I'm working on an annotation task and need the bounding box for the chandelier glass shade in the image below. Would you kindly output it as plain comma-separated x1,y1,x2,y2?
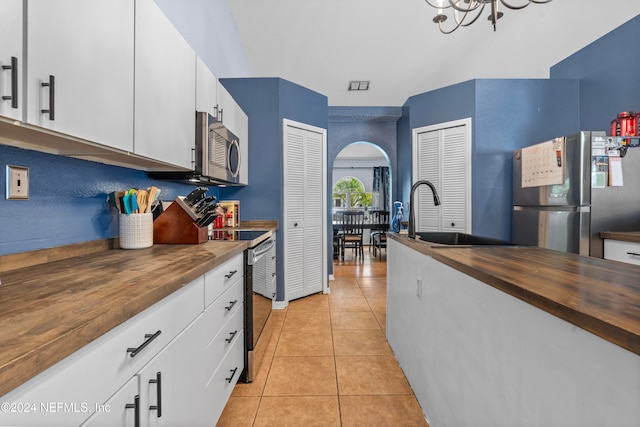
424,0,553,34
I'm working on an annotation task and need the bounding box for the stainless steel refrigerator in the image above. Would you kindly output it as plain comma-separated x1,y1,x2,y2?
512,131,640,258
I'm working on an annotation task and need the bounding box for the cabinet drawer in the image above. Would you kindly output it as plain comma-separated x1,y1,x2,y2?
0,276,204,427
203,301,244,378
604,239,640,266
205,330,245,424
206,280,244,340
205,254,244,307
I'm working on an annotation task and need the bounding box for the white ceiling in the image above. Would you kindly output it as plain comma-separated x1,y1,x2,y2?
227,0,640,107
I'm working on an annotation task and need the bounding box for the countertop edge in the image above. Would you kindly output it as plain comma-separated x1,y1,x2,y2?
600,231,640,243
388,233,640,356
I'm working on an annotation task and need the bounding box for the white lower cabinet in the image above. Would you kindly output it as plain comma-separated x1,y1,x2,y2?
81,377,139,427
604,239,640,266
0,253,245,427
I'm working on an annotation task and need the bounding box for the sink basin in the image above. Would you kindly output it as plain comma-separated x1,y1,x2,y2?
415,232,511,246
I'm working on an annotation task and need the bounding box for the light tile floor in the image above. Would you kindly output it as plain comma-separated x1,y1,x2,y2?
217,248,429,427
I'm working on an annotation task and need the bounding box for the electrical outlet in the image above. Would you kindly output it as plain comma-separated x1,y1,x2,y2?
6,165,29,200
416,278,423,301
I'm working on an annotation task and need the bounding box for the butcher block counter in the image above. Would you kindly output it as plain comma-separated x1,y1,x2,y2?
0,221,276,398
600,230,640,243
389,233,640,356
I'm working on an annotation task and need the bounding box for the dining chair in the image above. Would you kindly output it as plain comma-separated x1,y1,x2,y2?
369,210,389,259
340,211,365,260
333,210,345,259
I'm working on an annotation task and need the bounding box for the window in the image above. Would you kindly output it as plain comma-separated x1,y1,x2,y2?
332,177,372,208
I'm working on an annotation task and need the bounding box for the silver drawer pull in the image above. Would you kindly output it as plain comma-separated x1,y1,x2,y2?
225,299,238,311
225,330,238,343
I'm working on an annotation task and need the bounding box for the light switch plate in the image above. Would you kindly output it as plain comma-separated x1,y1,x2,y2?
6,165,29,200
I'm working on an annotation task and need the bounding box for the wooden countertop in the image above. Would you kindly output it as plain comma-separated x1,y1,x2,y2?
0,221,277,397
389,233,640,357
600,231,640,244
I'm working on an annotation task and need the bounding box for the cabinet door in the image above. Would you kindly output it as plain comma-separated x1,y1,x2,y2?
80,376,139,427
134,0,195,169
25,0,134,151
283,121,327,301
0,0,22,121
195,57,217,115
138,314,209,427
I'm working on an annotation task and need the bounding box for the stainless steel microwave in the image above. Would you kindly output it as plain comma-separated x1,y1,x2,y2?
195,111,241,185
146,111,242,186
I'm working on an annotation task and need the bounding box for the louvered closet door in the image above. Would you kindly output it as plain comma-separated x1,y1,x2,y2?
284,121,327,302
441,126,468,232
416,130,441,231
414,120,471,234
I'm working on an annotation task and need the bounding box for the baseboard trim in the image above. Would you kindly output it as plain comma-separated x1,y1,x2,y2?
272,300,289,310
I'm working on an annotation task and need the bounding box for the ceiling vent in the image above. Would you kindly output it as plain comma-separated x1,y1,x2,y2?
348,81,370,91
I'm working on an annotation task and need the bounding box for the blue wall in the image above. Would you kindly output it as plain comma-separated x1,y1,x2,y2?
398,79,579,241
218,78,328,300
328,106,401,206
0,145,210,256
473,79,580,239
551,15,640,131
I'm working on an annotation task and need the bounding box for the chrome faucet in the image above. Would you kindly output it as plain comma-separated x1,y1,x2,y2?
408,180,441,239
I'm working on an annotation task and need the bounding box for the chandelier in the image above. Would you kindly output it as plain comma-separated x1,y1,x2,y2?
425,0,553,34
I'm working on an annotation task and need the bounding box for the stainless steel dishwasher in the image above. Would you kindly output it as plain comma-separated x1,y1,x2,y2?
242,233,276,382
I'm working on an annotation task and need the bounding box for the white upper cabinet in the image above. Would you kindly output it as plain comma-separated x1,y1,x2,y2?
25,0,134,151
196,57,218,116
134,0,196,170
0,0,22,121
217,82,248,185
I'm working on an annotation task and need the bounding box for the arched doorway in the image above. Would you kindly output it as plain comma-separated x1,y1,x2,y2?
332,141,391,261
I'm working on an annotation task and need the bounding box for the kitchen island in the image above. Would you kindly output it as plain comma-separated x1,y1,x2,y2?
0,221,276,426
387,233,640,427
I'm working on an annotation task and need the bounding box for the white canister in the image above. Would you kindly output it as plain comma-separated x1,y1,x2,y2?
119,213,153,249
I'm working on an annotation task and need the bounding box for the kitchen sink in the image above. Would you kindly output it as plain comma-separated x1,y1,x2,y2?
415,232,511,246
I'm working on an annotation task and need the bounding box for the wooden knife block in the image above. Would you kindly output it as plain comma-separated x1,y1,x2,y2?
153,200,208,244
